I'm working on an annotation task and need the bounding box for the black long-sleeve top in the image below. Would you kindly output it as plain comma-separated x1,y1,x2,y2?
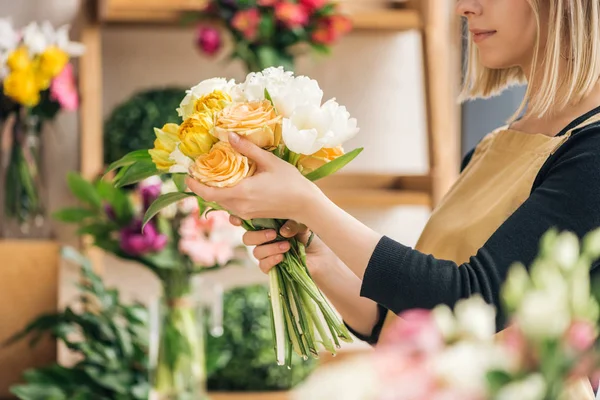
349,107,600,344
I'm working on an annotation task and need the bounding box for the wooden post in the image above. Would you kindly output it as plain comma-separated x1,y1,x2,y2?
420,0,462,206
78,1,105,274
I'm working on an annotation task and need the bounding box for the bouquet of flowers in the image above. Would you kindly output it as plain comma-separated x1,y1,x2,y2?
54,174,246,399
106,67,362,366
0,19,83,235
293,229,600,400
192,0,352,72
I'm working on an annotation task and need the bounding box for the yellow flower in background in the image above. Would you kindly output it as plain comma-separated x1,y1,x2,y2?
149,123,180,171
3,69,40,107
297,146,344,174
213,100,282,150
7,46,32,72
38,46,69,79
189,141,256,188
193,90,232,116
178,112,217,159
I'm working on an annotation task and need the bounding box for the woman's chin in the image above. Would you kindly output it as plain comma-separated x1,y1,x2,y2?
478,54,520,71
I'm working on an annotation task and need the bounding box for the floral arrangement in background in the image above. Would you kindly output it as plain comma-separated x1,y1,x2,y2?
105,67,362,376
54,173,246,399
192,0,353,72
0,18,84,236
294,229,600,400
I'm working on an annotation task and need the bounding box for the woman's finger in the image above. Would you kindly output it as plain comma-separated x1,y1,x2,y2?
229,215,242,226
253,241,290,260
242,229,277,246
280,220,308,238
258,254,284,274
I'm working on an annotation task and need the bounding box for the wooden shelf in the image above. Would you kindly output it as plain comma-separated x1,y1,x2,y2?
317,173,433,208
98,0,421,31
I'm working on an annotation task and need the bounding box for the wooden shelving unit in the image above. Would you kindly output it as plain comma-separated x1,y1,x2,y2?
78,0,461,209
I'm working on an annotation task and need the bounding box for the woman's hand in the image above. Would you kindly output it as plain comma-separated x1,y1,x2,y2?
230,216,336,280
185,132,324,222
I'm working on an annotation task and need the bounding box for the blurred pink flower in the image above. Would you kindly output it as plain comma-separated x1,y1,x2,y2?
258,0,279,5
275,2,309,29
196,26,222,56
565,320,597,352
299,0,327,13
378,309,443,355
179,234,234,267
232,9,261,41
312,14,352,45
50,63,79,111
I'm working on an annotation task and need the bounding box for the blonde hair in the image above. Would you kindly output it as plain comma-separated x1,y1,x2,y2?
460,0,600,120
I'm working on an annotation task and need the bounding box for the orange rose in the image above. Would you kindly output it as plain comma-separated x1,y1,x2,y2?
297,146,344,174
213,100,282,150
189,141,256,188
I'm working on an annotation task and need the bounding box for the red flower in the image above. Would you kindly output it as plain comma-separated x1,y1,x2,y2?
196,26,222,56
299,0,328,13
275,2,309,29
311,14,352,45
232,8,261,41
258,0,279,6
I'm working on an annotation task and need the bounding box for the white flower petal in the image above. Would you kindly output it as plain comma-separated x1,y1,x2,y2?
168,146,193,172
55,25,85,56
23,22,48,55
282,119,322,155
0,19,19,52
177,77,236,119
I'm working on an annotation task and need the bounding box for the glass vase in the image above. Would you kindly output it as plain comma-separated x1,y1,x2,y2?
0,109,49,238
149,276,223,400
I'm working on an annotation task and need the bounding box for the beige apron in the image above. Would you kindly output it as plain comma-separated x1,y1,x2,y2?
382,114,600,398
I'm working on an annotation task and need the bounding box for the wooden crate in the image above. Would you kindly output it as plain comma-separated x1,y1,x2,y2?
0,240,60,398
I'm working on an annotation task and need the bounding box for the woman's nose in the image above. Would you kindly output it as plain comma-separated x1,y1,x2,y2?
456,0,483,17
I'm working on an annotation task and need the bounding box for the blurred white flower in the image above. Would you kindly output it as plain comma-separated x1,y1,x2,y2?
54,24,85,56
432,304,456,340
517,290,570,339
0,19,19,52
167,146,194,174
496,374,546,400
502,262,530,311
177,77,237,119
454,295,496,341
159,180,178,218
22,22,49,55
552,232,580,271
283,99,359,155
238,66,323,118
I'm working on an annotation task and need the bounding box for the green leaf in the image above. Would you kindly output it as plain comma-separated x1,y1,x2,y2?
310,43,331,55
10,383,66,399
143,192,195,228
66,172,102,209
257,46,280,69
104,150,151,177
259,14,275,41
96,180,132,223
52,208,97,223
173,174,187,192
114,160,160,188
264,89,274,105
485,369,513,393
304,148,364,181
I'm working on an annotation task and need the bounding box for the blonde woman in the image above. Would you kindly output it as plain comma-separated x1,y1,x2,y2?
187,0,600,394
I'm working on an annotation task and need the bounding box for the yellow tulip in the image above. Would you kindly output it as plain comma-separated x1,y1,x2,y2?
38,46,69,79
3,69,40,107
178,113,217,159
149,123,180,171
7,47,32,72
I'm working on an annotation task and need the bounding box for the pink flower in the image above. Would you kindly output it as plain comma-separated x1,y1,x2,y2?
232,9,261,41
300,0,327,13
565,320,597,352
312,15,352,45
179,234,234,267
49,63,78,111
378,309,444,355
275,2,309,29
258,0,279,6
196,26,222,56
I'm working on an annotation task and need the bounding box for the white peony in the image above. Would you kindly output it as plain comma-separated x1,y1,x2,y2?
454,295,496,342
517,290,570,339
282,99,359,155
177,78,237,119
496,374,546,400
238,67,323,118
22,22,49,55
0,19,19,52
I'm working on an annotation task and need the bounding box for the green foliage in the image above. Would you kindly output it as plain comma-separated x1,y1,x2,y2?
103,88,186,164
304,147,364,181
206,284,317,391
7,248,150,400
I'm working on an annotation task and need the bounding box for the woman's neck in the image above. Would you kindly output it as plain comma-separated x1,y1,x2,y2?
510,80,600,136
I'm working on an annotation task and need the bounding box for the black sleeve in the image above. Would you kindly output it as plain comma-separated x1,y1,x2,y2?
361,126,600,330
344,146,481,343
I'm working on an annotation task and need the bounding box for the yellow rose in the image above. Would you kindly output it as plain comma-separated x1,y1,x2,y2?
7,47,32,72
178,112,217,159
3,69,40,107
149,123,180,171
297,146,344,174
38,46,69,79
214,100,282,150
193,90,232,115
189,141,256,188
